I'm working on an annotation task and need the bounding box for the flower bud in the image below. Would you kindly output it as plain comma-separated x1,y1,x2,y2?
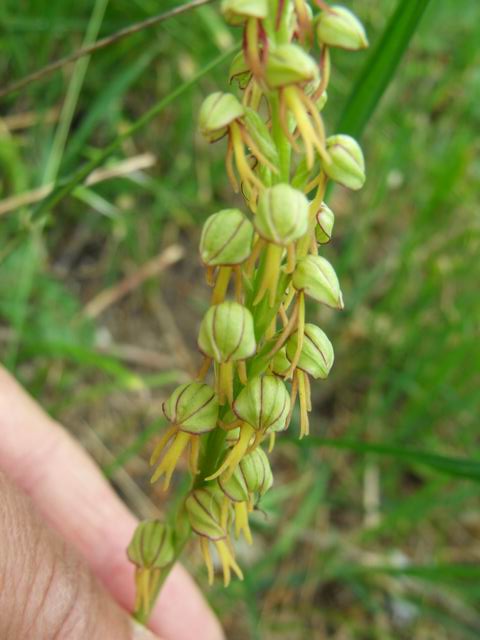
162,382,219,434
199,92,244,143
127,520,175,569
221,0,268,25
315,202,335,244
316,5,368,51
293,255,344,309
233,375,290,432
218,446,273,501
271,347,290,376
255,183,309,246
286,323,334,379
265,44,319,88
244,108,279,167
198,301,256,363
185,487,226,540
200,209,254,267
225,426,242,446
239,447,273,496
324,134,365,191
229,51,251,88
218,465,249,503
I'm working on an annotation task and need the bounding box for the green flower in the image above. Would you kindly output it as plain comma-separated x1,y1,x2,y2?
221,0,268,25
200,209,254,266
255,183,309,246
229,50,251,88
324,134,365,190
185,487,227,540
271,347,290,376
293,255,344,309
162,382,219,434
198,302,256,363
218,465,250,503
186,487,244,586
239,447,273,496
233,375,290,432
286,323,334,379
315,202,335,244
127,520,175,569
218,446,273,501
199,92,244,143
265,43,319,88
316,5,368,51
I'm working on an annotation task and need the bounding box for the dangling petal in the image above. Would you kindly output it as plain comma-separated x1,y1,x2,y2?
151,431,191,490
200,537,215,585
234,501,253,544
215,539,244,586
297,369,310,438
206,423,256,481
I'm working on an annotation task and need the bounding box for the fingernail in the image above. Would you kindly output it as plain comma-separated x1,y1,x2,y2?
131,619,160,639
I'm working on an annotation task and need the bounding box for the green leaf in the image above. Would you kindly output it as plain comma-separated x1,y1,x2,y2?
337,0,431,138
32,45,237,219
293,437,480,483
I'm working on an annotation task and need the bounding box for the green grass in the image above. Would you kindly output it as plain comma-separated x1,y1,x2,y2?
1,0,479,638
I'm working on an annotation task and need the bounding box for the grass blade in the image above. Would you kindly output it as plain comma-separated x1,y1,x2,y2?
31,45,237,219
293,437,480,483
337,0,431,137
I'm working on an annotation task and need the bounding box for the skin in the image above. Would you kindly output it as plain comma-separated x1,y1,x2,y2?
0,366,224,640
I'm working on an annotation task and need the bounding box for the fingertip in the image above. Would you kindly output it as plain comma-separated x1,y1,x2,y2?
148,564,225,640
131,619,164,639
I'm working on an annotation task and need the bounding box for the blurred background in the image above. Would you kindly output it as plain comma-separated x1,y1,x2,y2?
1,1,479,638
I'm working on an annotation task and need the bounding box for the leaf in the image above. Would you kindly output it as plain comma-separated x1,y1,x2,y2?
337,0,431,138
32,45,237,219
292,437,480,483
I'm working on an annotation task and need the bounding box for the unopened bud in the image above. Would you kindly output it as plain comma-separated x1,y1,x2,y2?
185,487,227,540
286,323,334,379
221,0,268,25
293,255,344,309
271,347,290,376
127,520,175,569
265,44,318,88
198,301,256,363
324,134,365,191
316,5,368,51
199,92,244,143
233,375,290,432
255,183,309,246
162,382,219,434
239,447,273,496
218,465,249,503
315,202,335,244
200,209,254,267
218,446,273,501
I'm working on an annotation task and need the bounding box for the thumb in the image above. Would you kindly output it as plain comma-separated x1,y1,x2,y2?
0,472,161,640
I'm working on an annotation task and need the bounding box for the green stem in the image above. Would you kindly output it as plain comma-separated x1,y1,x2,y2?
270,93,291,184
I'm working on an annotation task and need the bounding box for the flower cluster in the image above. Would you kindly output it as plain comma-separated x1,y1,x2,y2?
129,0,368,597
